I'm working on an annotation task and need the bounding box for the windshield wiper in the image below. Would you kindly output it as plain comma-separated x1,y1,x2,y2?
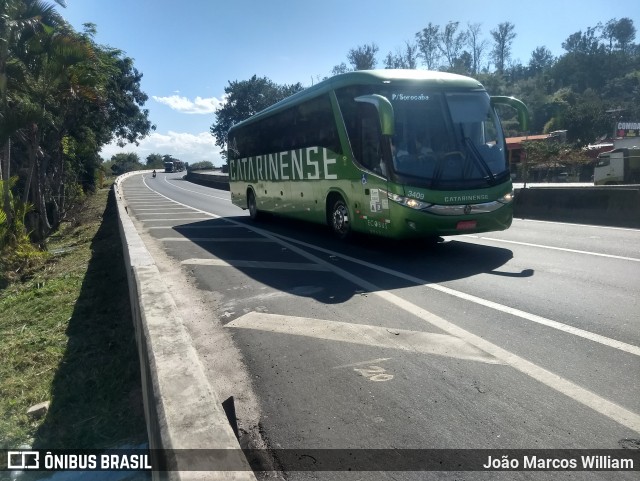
460,128,497,186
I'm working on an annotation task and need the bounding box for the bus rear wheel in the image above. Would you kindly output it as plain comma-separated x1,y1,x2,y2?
330,198,351,240
247,190,260,221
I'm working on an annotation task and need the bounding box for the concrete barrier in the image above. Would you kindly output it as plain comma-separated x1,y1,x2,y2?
114,171,256,481
186,171,229,191
514,185,640,228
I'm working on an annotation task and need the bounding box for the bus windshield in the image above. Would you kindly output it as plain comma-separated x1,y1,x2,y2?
388,90,507,188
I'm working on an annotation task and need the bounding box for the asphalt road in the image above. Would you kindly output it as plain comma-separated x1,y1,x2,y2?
122,172,640,480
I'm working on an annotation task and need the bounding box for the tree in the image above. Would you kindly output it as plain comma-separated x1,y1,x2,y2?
603,18,636,55
562,26,602,55
466,23,488,75
18,22,100,237
102,54,155,146
1,6,154,243
490,22,517,74
110,152,142,174
415,23,441,70
439,21,468,70
528,46,554,75
562,92,611,144
347,43,379,70
384,41,419,69
0,0,65,236
331,62,349,76
210,75,303,155
522,139,591,182
146,153,164,168
451,51,473,75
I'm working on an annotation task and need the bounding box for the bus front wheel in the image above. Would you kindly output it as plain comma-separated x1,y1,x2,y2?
247,190,260,221
330,198,351,240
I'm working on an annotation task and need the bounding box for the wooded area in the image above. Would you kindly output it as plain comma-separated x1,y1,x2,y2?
333,18,639,141
0,1,153,278
212,18,640,172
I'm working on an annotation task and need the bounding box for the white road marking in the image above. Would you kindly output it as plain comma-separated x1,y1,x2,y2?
147,225,243,230
227,312,502,364
333,358,392,369
256,231,640,433
139,218,213,222
163,175,231,201
514,218,640,232
136,173,640,432
181,258,330,271
462,235,640,262
132,207,192,211
135,212,202,216
160,237,273,243
354,366,394,382
274,234,640,357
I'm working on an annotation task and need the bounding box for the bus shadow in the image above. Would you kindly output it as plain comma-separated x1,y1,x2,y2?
169,215,533,306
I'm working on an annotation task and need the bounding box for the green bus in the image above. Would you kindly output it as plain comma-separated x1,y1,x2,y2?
227,70,528,240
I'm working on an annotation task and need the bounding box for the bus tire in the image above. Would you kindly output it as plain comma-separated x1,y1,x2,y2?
247,189,261,221
329,197,351,240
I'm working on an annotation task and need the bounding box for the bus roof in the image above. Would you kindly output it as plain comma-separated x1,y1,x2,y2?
229,69,485,132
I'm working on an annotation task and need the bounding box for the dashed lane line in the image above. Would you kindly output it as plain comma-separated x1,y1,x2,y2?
181,258,331,271
162,175,231,201
160,237,273,243
259,231,640,433
147,225,244,230
462,235,640,262
136,174,640,433
138,218,213,222
274,234,640,358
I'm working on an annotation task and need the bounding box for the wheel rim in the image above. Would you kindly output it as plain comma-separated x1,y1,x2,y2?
332,203,349,236
248,192,257,218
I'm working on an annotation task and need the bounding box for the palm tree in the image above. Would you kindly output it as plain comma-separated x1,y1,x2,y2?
17,25,98,238
0,0,66,231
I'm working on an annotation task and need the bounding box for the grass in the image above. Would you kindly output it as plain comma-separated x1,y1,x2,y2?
0,185,147,449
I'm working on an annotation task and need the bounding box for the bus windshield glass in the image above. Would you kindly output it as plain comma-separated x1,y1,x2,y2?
388,90,507,188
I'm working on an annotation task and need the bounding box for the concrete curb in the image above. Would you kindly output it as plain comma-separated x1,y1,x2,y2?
514,185,640,228
114,172,257,481
185,171,229,191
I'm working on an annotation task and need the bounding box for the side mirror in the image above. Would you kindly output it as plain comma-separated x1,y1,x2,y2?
355,94,395,136
491,96,530,132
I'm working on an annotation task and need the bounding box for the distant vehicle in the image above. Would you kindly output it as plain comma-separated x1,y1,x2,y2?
594,148,640,185
227,70,529,240
164,160,185,173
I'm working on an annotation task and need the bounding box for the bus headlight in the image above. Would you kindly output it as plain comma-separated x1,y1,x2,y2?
497,191,514,204
387,192,432,210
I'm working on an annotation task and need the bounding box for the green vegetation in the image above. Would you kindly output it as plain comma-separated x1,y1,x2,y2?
359,18,640,142
210,75,304,155
187,161,214,171
0,186,146,449
0,0,154,257
211,18,639,170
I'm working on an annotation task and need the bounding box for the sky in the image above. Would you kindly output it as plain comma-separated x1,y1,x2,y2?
59,0,637,166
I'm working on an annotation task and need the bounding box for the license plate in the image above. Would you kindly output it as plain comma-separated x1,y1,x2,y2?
456,220,477,230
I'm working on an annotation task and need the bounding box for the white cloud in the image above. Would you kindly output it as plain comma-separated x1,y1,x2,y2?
152,94,225,114
101,131,225,166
